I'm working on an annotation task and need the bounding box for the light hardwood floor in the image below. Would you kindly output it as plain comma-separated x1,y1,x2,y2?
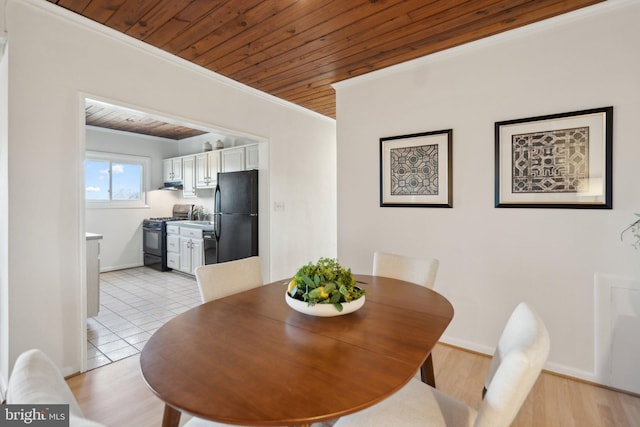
67,343,640,427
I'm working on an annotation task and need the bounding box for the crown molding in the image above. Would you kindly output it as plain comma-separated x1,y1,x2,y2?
333,0,635,91
12,0,334,124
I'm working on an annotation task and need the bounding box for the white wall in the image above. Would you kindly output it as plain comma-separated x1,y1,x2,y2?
85,126,184,271
86,125,180,188
0,32,9,379
334,0,640,389
1,0,336,376
268,110,338,278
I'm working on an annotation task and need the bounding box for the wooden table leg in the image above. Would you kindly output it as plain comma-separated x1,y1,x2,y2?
420,353,436,388
162,404,181,427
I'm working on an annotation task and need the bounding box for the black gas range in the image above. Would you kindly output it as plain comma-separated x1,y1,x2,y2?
142,205,192,271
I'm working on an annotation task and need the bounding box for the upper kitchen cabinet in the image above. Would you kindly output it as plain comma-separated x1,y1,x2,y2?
182,156,196,197
245,144,259,170
222,144,260,172
196,151,220,189
163,157,183,182
165,144,259,191
221,147,245,173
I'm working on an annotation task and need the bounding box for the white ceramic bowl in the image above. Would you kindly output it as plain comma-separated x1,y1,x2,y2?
285,292,365,317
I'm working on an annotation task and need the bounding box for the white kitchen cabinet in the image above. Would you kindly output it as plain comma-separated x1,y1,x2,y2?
163,157,183,182
179,237,203,275
195,151,220,188
245,144,259,170
166,224,181,270
166,224,181,235
167,247,180,270
221,147,245,172
179,227,203,275
182,156,196,197
163,159,172,182
195,153,208,187
86,233,102,318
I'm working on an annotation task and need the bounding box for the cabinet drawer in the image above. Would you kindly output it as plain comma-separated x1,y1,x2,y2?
166,224,180,234
180,227,203,239
167,234,180,252
167,252,180,269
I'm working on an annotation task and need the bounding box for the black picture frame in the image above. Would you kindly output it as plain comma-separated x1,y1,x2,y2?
495,106,613,209
380,129,453,208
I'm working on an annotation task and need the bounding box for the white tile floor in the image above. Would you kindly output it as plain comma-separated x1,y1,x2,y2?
86,267,201,370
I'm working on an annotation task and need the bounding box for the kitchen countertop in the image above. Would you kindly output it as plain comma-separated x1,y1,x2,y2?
177,221,215,231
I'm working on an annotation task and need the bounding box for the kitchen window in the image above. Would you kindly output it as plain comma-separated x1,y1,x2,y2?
85,151,150,208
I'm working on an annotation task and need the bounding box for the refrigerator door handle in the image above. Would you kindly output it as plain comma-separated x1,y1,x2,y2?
214,184,221,214
214,213,221,241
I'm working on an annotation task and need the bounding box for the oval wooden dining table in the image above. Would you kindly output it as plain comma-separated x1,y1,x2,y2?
140,274,454,427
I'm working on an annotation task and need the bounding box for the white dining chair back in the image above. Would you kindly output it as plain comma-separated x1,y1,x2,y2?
372,251,439,288
7,349,107,426
475,302,550,426
333,302,550,427
373,251,440,386
185,256,265,427
194,256,263,303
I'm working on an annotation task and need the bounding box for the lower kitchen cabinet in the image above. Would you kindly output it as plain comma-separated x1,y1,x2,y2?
179,226,203,275
86,233,102,318
166,224,181,270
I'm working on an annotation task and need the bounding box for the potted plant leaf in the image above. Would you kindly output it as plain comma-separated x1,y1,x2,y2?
285,258,366,316
621,214,640,249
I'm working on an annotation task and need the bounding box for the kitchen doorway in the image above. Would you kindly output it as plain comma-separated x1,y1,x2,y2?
81,95,270,371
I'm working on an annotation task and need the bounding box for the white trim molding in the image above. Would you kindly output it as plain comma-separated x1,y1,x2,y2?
16,0,334,124
333,0,636,91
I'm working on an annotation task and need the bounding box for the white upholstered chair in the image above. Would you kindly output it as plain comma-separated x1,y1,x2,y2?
186,257,264,427
194,256,263,304
372,251,439,386
334,302,550,427
373,251,439,289
7,349,107,427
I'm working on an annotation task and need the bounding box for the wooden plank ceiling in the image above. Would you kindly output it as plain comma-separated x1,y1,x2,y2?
85,99,208,140
49,0,603,120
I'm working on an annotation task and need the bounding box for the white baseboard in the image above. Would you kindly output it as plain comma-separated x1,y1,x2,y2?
440,335,597,384
99,263,143,272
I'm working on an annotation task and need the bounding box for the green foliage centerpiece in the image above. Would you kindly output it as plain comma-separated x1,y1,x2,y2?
286,258,366,314
621,213,640,249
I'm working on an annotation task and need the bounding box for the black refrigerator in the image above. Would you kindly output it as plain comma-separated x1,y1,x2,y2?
212,169,259,264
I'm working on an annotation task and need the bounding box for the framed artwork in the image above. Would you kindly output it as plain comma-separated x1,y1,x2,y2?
495,106,613,209
380,129,452,208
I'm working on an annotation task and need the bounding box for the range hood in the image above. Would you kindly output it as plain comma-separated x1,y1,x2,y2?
158,182,183,190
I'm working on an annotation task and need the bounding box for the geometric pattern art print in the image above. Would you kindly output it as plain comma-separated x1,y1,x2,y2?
390,144,438,195
511,127,589,193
